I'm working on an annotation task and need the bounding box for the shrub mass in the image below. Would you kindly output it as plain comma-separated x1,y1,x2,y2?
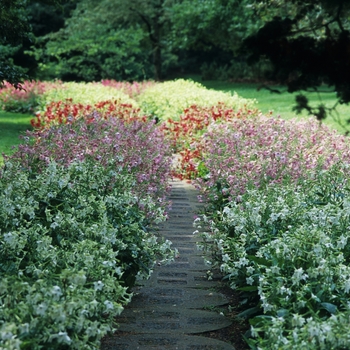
3,79,350,349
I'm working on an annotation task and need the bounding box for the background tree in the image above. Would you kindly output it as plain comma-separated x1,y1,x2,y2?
0,0,32,86
32,0,178,81
0,0,65,86
30,0,262,82
169,0,264,79
243,0,350,128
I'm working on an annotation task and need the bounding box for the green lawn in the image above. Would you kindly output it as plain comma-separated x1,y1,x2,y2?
189,75,350,134
0,111,33,163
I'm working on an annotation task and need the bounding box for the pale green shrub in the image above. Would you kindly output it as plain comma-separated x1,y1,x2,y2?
37,82,137,112
137,79,256,121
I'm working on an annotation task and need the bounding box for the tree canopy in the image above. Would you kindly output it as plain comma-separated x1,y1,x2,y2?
0,0,65,87
0,0,32,86
32,0,179,81
29,0,261,81
243,0,350,125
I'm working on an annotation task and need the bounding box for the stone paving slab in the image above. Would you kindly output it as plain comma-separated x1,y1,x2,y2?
117,308,232,334
121,286,229,309
101,179,235,350
154,270,217,289
102,334,235,350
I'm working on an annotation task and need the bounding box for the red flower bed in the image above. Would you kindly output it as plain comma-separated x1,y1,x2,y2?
160,103,260,179
31,99,145,129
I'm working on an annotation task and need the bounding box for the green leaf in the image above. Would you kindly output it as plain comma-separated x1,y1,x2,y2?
237,285,258,292
320,302,337,315
247,255,272,267
237,305,261,319
276,308,289,317
248,314,272,326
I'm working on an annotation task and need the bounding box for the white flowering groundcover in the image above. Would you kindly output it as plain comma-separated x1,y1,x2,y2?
0,155,175,349
196,164,350,349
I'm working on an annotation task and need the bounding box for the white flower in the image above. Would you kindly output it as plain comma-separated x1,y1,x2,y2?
337,235,348,249
3,232,16,248
51,285,62,300
80,309,89,316
56,331,71,344
35,302,48,316
311,293,320,302
102,260,115,267
115,267,123,276
246,266,255,275
94,281,104,291
246,276,254,285
308,321,321,338
343,278,350,293
269,212,279,222
280,286,292,296
292,268,308,286
193,217,201,226
50,221,59,229
0,327,14,341
292,330,299,342
251,326,258,338
262,301,273,312
222,254,230,262
234,257,249,268
297,300,306,308
104,300,114,311
270,265,280,274
70,272,87,286
116,304,124,315
85,325,98,338
292,313,306,327
18,323,29,335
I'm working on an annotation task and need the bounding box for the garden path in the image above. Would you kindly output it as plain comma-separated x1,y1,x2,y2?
101,178,235,350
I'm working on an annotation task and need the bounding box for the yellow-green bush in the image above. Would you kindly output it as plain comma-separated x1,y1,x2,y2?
38,82,137,109
137,79,256,121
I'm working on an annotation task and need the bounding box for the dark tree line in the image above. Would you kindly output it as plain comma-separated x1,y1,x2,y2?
1,0,350,124
243,0,350,124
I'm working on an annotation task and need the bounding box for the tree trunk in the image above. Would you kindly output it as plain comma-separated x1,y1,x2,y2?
153,20,162,81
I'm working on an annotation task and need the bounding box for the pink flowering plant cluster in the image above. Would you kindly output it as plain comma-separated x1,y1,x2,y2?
9,115,172,220
0,80,61,113
195,116,350,208
160,103,260,179
0,112,175,349
194,116,350,348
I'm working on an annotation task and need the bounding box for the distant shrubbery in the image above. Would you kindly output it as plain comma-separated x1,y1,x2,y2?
136,79,256,121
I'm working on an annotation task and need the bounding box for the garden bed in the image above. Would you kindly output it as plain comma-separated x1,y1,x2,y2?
2,79,350,349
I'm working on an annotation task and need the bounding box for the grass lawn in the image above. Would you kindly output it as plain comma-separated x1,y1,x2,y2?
188,75,350,134
0,111,33,163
